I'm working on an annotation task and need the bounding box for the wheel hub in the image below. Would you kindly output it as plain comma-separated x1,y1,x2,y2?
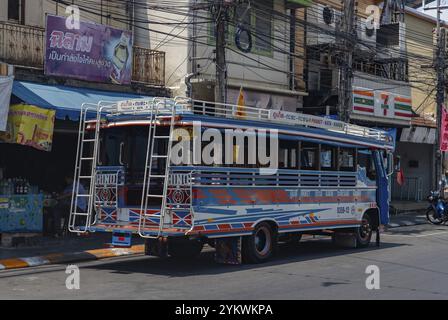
255,226,271,256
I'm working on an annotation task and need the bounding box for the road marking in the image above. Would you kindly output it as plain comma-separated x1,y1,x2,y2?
383,231,448,238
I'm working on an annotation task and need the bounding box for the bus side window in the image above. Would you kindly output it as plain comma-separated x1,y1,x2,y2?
301,142,319,170
339,148,356,172
320,145,337,171
357,149,376,181
279,139,298,169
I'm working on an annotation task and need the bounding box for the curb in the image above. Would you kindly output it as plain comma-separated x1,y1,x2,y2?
0,244,144,271
386,217,428,229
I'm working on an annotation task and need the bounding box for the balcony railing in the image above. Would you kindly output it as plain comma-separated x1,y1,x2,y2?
132,46,165,87
0,21,165,86
0,22,45,68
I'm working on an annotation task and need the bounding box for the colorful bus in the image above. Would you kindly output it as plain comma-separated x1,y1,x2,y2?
70,97,395,264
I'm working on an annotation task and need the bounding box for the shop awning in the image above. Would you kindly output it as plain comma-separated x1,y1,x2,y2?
12,81,153,121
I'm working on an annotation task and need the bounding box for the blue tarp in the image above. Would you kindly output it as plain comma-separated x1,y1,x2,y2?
12,81,152,121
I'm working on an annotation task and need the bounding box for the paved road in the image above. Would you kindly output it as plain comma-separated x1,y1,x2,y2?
1,223,448,300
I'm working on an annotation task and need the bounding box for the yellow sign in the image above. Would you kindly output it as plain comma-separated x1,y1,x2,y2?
0,104,55,152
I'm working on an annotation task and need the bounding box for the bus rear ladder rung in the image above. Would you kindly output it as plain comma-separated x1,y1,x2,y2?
147,194,164,198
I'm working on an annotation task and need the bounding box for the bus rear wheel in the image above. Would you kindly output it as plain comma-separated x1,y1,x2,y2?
242,222,276,264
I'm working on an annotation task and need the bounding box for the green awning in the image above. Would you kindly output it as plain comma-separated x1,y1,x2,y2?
287,0,313,8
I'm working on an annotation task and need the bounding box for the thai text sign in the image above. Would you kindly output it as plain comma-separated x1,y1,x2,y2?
0,104,55,152
269,109,345,131
45,15,133,85
441,106,448,152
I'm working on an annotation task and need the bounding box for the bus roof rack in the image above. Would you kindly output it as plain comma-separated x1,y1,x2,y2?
92,97,391,144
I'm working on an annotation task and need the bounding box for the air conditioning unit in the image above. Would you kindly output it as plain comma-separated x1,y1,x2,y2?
376,21,406,57
357,18,377,50
306,3,341,46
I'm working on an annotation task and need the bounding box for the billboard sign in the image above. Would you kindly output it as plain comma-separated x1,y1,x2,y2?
45,15,133,85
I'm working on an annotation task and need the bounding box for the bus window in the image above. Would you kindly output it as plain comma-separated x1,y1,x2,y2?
357,149,376,181
301,142,319,170
320,145,337,171
99,127,129,167
339,148,356,172
279,139,298,169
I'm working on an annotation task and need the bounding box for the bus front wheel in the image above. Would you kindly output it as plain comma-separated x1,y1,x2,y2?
242,222,277,264
355,214,373,248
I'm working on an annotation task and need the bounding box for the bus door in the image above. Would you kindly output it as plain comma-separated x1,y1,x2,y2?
372,150,389,225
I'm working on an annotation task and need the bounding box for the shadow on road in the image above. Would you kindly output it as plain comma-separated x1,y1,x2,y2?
86,238,407,278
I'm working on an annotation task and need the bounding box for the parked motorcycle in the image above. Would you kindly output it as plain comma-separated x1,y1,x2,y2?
426,179,448,225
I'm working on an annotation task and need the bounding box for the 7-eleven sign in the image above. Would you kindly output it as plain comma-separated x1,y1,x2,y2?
374,92,394,119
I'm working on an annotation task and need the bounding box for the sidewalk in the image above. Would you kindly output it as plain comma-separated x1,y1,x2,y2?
387,201,428,228
387,212,428,228
0,233,144,271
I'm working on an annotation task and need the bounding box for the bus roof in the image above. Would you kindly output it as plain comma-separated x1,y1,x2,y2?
90,97,395,150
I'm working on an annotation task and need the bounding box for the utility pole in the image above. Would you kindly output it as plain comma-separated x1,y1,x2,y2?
337,0,356,123
425,0,446,188
214,0,229,105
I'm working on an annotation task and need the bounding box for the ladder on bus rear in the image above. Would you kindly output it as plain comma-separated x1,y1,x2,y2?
69,103,103,233
138,100,176,238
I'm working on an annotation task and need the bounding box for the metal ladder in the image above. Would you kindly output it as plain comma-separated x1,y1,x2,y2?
138,100,176,238
69,103,103,233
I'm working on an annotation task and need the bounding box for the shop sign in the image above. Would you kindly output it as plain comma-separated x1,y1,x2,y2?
352,88,412,121
0,104,55,152
45,15,133,85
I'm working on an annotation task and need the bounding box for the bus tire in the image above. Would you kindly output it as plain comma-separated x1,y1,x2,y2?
168,238,203,259
242,222,276,264
355,214,373,248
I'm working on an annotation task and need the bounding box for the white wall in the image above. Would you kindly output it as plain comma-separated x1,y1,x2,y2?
150,0,291,97
134,0,151,48
0,0,8,22
193,0,290,90
148,0,190,96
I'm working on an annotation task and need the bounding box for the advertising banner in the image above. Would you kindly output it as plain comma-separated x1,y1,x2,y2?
440,105,448,152
45,15,133,84
0,104,55,152
0,76,14,132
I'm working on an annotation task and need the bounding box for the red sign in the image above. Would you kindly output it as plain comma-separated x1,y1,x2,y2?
440,105,448,151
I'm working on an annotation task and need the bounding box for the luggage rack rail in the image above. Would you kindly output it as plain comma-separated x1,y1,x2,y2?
87,97,390,143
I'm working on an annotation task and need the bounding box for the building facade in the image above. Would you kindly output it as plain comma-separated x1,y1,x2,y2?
0,0,166,194
150,0,309,111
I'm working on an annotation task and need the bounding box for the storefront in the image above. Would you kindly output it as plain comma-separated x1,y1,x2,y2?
0,81,153,234
392,117,437,202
